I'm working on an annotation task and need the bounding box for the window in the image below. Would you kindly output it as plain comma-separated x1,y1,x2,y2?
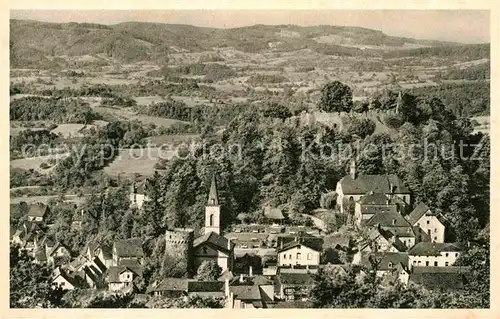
307,253,312,260
296,253,301,260
434,261,438,266
61,282,65,286
413,260,417,264
417,223,420,227
283,254,286,260
127,274,130,279
426,261,429,266
418,261,421,265
427,229,431,236
445,253,449,257
445,262,449,266
434,228,437,233
455,253,459,257
427,220,430,224
434,237,437,241
388,262,393,268
289,254,292,259
209,214,213,226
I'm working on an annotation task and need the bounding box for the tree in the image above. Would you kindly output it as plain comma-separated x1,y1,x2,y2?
10,244,66,308
196,260,222,281
319,81,353,113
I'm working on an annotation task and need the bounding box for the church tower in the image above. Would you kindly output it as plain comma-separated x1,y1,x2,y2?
204,174,220,234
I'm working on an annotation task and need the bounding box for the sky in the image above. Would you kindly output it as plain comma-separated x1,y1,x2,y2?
10,10,490,43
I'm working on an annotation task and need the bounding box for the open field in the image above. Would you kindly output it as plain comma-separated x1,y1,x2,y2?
103,147,176,179
10,153,70,174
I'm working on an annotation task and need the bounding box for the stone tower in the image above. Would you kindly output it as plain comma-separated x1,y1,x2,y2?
164,228,194,277
204,174,220,235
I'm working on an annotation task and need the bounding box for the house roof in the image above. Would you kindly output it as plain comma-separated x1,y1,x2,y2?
48,242,70,257
107,264,142,283
339,174,410,195
278,237,323,253
361,252,409,271
408,242,462,256
409,266,471,290
252,275,274,286
263,206,285,220
278,273,315,286
53,266,85,288
365,210,411,228
358,192,390,205
383,226,415,238
230,285,262,301
194,231,233,253
28,203,48,218
406,202,431,225
113,238,144,258
188,281,225,293
96,244,113,259
118,259,143,277
361,205,398,216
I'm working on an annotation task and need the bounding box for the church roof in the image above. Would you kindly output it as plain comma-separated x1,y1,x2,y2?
358,192,389,205
207,174,219,206
339,174,410,195
194,231,234,253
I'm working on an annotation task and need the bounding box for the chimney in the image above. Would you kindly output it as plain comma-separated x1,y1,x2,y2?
389,183,395,194
249,266,253,277
227,239,231,250
239,274,244,283
392,219,396,225
224,279,230,297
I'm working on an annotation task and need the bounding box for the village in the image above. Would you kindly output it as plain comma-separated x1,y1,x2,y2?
11,160,470,308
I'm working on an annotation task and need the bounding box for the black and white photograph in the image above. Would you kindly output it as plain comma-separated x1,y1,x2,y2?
8,7,492,309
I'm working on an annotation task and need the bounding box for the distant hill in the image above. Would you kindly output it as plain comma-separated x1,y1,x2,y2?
9,19,489,68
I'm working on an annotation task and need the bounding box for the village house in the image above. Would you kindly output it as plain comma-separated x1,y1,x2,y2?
51,266,87,291
276,273,315,301
357,226,407,254
263,206,285,225
408,242,462,268
106,262,142,292
406,202,446,243
12,220,45,251
227,275,274,309
354,192,399,227
129,181,149,210
336,161,411,214
277,237,321,268
27,203,50,222
356,251,410,284
112,238,144,266
46,241,71,266
364,210,416,249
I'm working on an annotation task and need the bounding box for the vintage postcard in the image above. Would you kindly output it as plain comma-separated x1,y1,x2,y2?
4,0,498,318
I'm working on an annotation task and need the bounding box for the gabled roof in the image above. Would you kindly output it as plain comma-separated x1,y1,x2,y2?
194,231,233,253
230,285,262,301
263,206,284,220
361,252,409,271
406,202,432,225
53,266,86,288
27,203,49,218
365,210,411,228
358,192,389,205
48,242,70,257
384,226,415,238
113,238,144,258
278,235,323,252
323,233,351,249
34,247,47,262
107,263,142,283
218,269,235,281
118,259,143,277
278,240,322,253
339,174,410,195
408,242,462,256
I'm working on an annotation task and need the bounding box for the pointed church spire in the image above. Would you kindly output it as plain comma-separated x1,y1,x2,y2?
207,174,219,206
